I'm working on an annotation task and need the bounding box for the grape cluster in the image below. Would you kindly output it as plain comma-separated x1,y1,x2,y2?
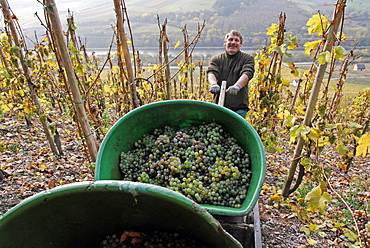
119,122,252,208
354,210,370,246
100,230,208,248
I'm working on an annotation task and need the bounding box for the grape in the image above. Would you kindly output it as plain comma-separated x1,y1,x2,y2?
119,122,252,208
100,230,207,248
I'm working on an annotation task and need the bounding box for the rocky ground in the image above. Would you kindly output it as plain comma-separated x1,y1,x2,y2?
0,116,368,247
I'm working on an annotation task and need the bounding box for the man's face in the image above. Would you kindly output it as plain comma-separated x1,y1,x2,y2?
224,34,242,55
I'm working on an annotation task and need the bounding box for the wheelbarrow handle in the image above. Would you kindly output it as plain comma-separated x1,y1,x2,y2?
217,80,227,107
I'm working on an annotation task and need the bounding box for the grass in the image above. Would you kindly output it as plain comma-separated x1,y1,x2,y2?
142,0,215,12
281,62,370,97
287,0,370,13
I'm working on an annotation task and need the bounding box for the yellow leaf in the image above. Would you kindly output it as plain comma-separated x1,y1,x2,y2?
306,238,317,246
297,198,305,204
151,64,160,71
48,60,58,68
277,110,288,120
287,62,299,76
301,226,310,235
317,136,331,147
136,88,144,96
142,81,151,91
270,193,283,203
103,84,115,95
24,102,35,114
261,185,269,191
306,14,330,36
308,128,321,141
304,40,321,55
174,40,181,49
112,65,119,74
356,133,370,158
126,38,131,46
309,223,318,232
0,33,8,41
1,104,12,112
282,78,290,86
266,23,279,36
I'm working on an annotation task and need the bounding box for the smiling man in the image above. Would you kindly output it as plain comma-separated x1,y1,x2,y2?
207,30,255,118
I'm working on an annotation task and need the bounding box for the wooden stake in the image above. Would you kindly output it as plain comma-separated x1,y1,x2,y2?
44,0,98,161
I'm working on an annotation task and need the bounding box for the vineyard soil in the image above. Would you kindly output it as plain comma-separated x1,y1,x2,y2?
0,115,368,247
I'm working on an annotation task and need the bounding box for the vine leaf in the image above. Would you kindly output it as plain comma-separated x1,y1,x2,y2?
334,46,346,60
343,228,358,243
70,24,78,31
306,238,318,246
174,40,181,49
303,40,321,55
300,226,310,235
306,14,330,36
336,142,348,155
287,62,299,76
317,51,331,64
272,45,286,57
356,133,370,158
286,34,299,50
308,127,320,140
305,185,332,214
270,193,283,203
1,103,12,112
266,23,279,36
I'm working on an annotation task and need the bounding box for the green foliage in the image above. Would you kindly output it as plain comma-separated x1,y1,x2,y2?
213,0,259,16
248,8,369,247
305,185,332,214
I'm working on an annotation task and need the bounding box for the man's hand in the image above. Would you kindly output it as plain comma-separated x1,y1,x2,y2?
226,85,240,95
209,84,220,94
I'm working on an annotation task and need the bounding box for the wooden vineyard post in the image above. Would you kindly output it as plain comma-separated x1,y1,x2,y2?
113,0,140,109
44,0,98,161
282,0,347,197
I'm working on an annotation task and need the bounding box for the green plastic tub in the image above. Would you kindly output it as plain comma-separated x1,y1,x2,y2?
0,180,242,248
95,100,266,216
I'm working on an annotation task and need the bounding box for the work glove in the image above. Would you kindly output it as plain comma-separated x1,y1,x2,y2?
209,84,220,94
226,85,240,95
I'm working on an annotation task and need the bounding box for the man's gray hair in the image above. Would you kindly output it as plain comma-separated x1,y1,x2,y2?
224,30,243,44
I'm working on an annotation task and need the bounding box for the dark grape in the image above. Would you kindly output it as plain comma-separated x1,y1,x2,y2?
100,230,208,248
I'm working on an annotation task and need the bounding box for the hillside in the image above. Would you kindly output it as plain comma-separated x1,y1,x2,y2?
9,0,370,49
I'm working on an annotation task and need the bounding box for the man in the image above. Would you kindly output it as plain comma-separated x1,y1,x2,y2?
207,30,255,118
